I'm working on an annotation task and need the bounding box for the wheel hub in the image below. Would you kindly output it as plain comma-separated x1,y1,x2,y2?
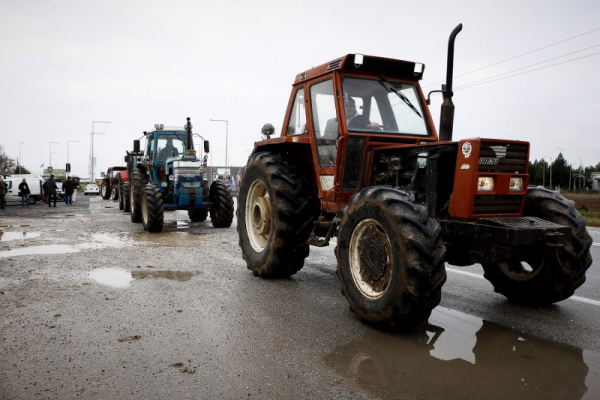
359,236,387,281
252,196,271,236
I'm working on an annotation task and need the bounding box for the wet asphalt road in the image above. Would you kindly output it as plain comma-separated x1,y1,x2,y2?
1,194,599,399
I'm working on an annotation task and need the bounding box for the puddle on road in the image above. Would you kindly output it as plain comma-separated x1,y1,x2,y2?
0,231,41,241
326,306,599,399
131,270,195,281
89,268,196,287
88,268,134,288
0,245,80,259
78,234,132,250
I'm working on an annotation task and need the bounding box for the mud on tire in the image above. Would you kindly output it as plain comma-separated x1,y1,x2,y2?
337,186,447,328
482,186,593,305
209,180,234,228
141,183,164,232
237,152,318,278
130,168,148,223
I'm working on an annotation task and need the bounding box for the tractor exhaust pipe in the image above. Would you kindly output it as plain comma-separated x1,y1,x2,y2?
186,117,193,151
439,23,463,142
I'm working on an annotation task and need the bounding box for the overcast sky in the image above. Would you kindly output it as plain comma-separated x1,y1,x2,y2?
1,0,599,179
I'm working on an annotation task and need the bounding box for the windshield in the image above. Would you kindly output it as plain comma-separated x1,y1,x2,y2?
156,133,187,161
341,77,430,136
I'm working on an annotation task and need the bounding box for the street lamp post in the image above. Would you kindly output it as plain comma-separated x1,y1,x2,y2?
49,141,58,169
19,142,25,174
210,119,228,167
91,121,110,182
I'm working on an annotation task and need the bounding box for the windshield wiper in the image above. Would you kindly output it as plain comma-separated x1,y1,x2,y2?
379,75,422,118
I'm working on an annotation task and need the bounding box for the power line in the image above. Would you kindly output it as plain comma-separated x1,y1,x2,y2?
454,43,600,90
424,26,600,88
455,50,600,91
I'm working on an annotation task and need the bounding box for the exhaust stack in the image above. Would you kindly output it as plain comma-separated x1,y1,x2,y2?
439,23,463,142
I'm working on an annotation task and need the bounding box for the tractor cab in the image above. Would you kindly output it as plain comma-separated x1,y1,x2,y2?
257,54,439,212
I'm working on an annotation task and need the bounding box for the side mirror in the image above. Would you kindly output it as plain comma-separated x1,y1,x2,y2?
134,140,140,152
66,163,71,173
204,140,210,153
124,156,128,163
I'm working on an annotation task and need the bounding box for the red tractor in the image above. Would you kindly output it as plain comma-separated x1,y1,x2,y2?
101,166,126,201
237,25,592,328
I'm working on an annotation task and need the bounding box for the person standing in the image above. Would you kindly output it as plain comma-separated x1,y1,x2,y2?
0,176,6,210
46,175,58,208
18,178,31,208
62,176,75,205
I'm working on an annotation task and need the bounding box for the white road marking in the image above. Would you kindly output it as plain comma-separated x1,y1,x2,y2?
592,243,600,247
446,267,600,306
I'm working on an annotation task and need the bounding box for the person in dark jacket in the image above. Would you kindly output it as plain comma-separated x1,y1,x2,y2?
18,178,31,208
62,176,75,205
46,175,58,208
0,177,6,210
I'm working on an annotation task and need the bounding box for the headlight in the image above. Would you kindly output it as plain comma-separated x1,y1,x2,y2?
168,175,174,181
509,177,523,192
477,177,494,192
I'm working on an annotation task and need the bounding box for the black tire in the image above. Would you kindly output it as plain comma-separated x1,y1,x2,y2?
482,187,593,305
141,183,164,233
337,186,447,328
209,180,234,228
123,182,131,213
29,197,37,205
111,185,119,201
189,208,208,222
237,152,318,278
130,169,148,223
101,180,110,199
118,183,124,210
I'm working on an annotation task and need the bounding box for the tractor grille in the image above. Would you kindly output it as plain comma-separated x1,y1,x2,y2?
478,141,528,173
473,195,523,215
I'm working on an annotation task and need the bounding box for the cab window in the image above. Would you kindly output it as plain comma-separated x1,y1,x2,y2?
310,79,338,167
286,88,306,136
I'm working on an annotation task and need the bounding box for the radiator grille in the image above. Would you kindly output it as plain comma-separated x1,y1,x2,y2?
473,195,523,215
478,141,528,173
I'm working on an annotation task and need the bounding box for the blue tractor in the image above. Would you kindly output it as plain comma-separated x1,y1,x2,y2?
129,118,234,232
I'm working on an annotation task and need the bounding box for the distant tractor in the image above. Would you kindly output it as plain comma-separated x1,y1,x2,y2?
129,118,234,232
237,24,592,329
101,167,126,200
118,143,144,212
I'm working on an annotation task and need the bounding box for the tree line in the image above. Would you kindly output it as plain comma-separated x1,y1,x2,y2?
529,153,599,191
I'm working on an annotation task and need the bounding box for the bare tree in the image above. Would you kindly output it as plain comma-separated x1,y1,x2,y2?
0,145,16,175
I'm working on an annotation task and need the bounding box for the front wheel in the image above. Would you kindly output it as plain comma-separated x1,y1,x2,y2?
189,208,208,222
111,186,119,201
337,186,447,328
141,183,164,232
209,180,234,228
482,187,593,305
130,169,147,223
237,152,317,278
118,183,124,210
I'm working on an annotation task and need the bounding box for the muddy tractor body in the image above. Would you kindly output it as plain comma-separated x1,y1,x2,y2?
101,166,126,201
129,118,234,232
237,25,593,328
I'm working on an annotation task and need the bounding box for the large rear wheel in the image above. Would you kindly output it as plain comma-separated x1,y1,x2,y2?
130,169,147,223
482,187,593,305
209,180,234,228
101,180,110,199
237,152,317,278
141,183,164,233
337,186,447,328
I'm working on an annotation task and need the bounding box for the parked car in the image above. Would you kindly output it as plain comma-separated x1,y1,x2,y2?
84,184,100,195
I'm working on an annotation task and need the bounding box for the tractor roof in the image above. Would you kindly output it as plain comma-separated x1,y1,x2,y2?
293,54,425,85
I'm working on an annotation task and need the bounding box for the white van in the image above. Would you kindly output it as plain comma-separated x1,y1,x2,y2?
4,176,45,205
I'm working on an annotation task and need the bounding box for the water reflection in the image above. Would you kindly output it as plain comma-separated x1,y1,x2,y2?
326,307,594,399
0,244,80,258
88,268,197,287
0,231,41,242
131,270,195,281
